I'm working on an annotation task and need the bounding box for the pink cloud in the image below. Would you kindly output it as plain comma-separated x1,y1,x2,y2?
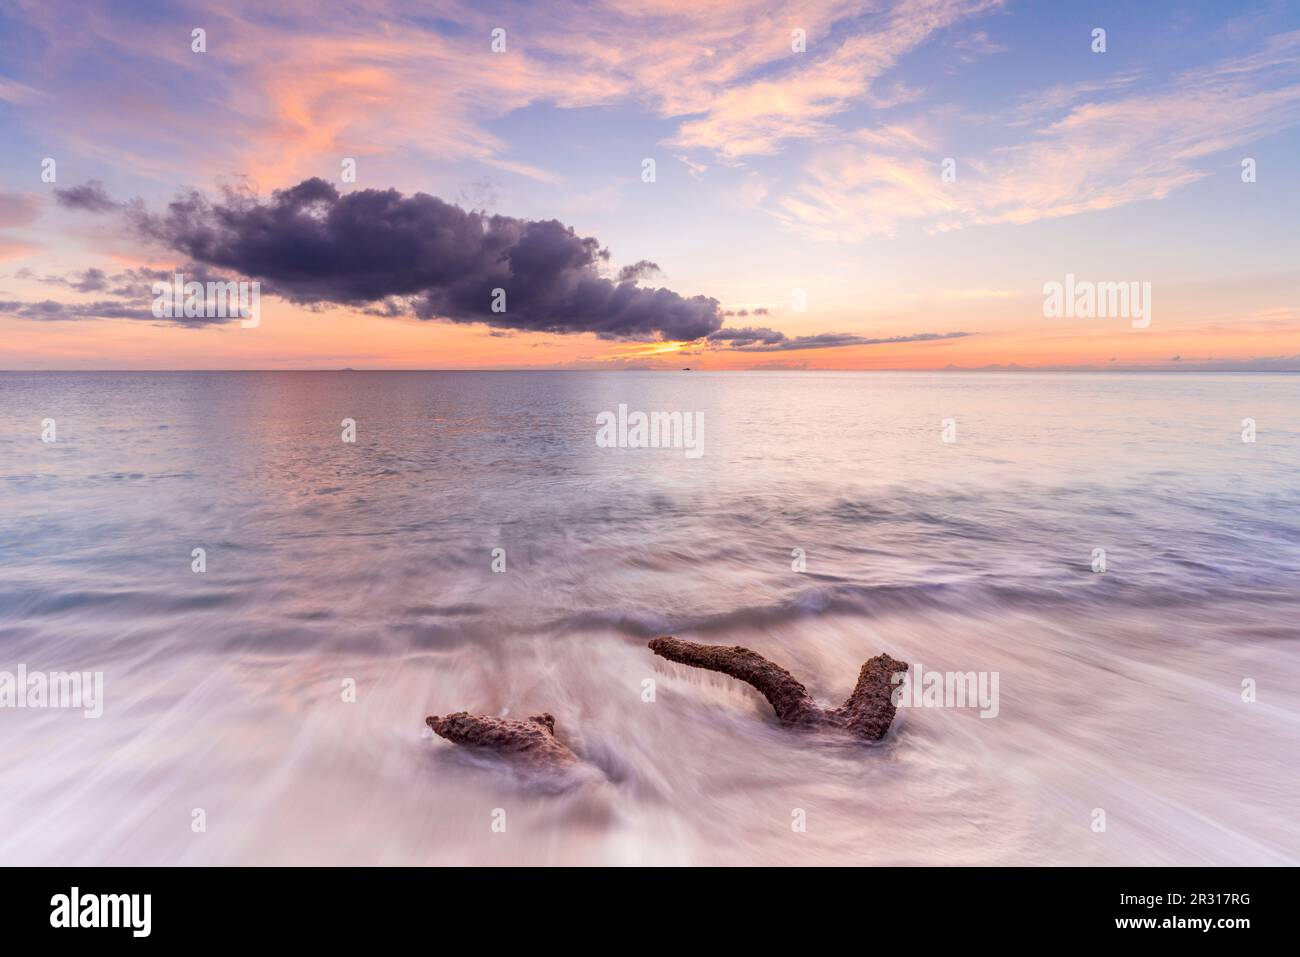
776,31,1300,241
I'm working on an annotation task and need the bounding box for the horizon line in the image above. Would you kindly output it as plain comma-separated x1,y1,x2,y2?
3,368,1298,375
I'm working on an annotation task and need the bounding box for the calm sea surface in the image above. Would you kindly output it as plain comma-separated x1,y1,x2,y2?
1,371,1297,864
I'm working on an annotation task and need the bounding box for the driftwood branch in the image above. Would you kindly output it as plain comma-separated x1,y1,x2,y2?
426,711,578,766
648,636,908,741
427,638,907,768
825,653,911,740
645,636,823,725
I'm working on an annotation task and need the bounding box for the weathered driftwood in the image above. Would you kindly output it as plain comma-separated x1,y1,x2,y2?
648,635,908,741
427,639,906,765
426,711,579,766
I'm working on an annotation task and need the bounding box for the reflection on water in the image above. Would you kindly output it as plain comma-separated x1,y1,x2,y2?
1,371,1297,864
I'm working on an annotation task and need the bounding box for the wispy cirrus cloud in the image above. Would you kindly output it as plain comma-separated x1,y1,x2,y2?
776,30,1300,241
1,0,1002,186
669,0,1001,159
0,77,40,103
3,1,614,186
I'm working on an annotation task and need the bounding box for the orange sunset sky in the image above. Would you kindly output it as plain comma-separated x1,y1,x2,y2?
2,0,1299,371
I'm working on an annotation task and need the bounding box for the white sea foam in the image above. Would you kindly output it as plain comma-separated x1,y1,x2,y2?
1,370,1297,864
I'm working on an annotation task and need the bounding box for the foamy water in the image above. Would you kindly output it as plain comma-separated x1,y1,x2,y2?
1,371,1297,865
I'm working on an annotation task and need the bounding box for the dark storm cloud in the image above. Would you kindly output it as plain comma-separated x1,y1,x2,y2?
708,328,973,352
124,178,723,342
54,180,120,213
53,178,947,350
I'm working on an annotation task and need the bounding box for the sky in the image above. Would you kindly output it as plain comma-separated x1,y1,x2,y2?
1,0,1299,371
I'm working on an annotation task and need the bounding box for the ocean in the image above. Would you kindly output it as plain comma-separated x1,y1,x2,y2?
1,370,1297,865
